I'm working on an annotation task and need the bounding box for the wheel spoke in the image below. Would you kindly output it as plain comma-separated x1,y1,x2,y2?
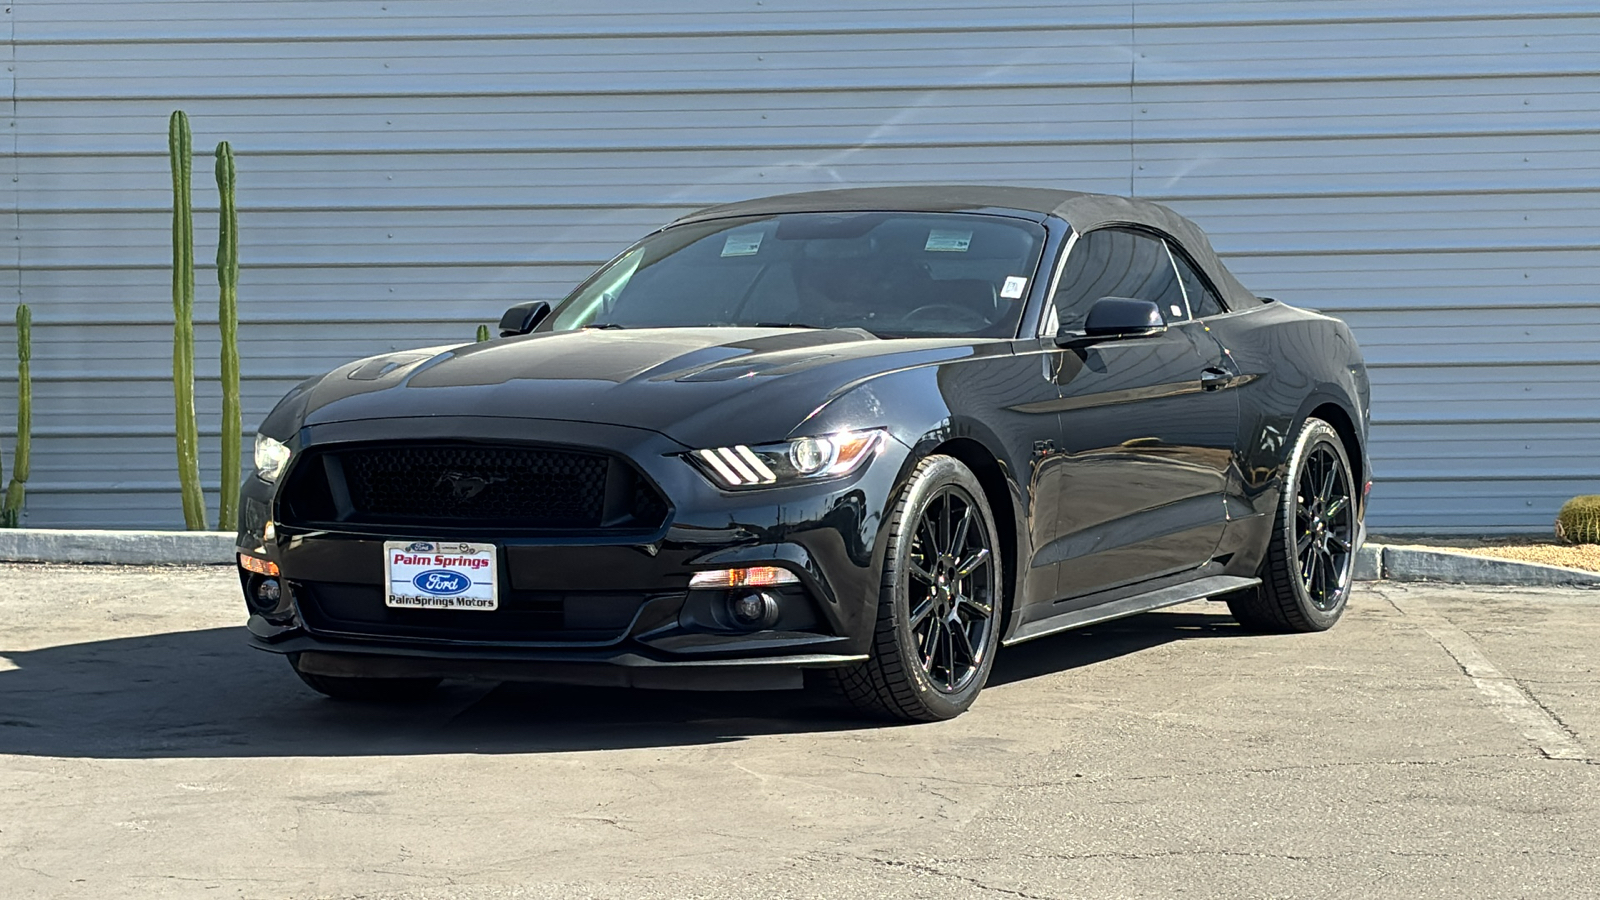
950,619,978,668
1328,534,1352,552
1297,530,1315,556
1324,497,1348,521
1319,453,1338,504
908,558,936,585
958,592,993,619
922,618,943,670
940,492,953,556
945,621,958,685
917,515,939,559
1298,535,1317,572
951,505,973,557
909,595,936,629
955,547,990,578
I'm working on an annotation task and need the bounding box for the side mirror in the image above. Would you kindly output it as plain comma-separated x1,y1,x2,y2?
1056,296,1167,347
497,300,551,337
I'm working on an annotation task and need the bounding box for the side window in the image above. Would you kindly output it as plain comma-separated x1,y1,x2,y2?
1049,228,1188,332
1168,244,1227,319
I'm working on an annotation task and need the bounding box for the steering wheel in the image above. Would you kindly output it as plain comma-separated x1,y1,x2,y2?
899,303,991,331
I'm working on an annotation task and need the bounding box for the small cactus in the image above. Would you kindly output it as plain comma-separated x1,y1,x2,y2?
1,304,31,527
476,324,491,342
216,140,241,531
170,110,206,530
1555,495,1600,545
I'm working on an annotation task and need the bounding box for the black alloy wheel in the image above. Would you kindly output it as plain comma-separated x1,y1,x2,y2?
1228,417,1358,633
907,485,997,694
832,455,1004,721
1295,439,1355,611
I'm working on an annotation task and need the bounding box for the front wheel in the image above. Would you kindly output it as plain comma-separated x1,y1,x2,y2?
831,455,1004,722
1228,417,1358,633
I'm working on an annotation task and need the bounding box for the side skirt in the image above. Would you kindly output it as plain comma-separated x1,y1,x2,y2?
1003,574,1261,646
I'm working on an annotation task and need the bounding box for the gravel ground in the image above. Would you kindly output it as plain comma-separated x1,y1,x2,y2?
2,564,1598,900
1374,535,1600,573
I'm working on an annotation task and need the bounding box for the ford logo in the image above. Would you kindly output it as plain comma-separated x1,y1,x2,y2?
412,569,471,596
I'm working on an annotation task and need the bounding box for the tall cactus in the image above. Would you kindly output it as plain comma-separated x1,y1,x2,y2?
215,141,241,531
169,111,206,530
476,324,490,342
1,305,31,528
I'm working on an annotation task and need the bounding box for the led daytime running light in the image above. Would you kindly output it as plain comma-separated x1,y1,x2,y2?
690,429,886,489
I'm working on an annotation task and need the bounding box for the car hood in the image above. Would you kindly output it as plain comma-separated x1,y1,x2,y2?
278,327,982,448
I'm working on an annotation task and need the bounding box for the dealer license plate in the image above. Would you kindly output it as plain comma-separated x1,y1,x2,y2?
384,541,498,611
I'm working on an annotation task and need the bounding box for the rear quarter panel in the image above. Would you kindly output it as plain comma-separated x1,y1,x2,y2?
1202,301,1370,572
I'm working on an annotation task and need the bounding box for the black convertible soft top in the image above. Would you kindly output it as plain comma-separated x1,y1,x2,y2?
676,185,1264,311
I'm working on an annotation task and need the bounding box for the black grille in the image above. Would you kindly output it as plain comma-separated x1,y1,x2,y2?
345,445,607,524
280,442,668,531
293,581,668,644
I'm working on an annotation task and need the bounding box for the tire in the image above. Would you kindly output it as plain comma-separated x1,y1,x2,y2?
289,657,441,703
1228,417,1358,633
831,455,1005,722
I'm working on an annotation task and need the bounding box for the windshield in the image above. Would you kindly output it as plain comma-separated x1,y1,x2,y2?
545,212,1048,338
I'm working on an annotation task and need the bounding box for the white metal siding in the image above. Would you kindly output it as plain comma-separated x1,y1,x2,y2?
4,1,1598,532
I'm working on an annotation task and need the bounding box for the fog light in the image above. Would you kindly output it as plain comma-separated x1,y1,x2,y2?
254,577,281,609
729,591,780,630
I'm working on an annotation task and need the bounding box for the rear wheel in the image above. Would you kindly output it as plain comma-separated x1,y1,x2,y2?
289,656,441,703
831,455,1004,722
1228,417,1357,633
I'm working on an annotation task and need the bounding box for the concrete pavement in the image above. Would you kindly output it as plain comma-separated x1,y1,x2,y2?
1,564,1596,899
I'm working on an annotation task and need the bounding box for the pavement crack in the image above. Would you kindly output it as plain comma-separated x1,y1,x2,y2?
1384,590,1591,761
1506,674,1588,751
867,857,1061,899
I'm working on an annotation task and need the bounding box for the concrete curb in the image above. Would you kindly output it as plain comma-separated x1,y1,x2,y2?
1358,543,1600,587
0,529,1596,587
0,528,235,566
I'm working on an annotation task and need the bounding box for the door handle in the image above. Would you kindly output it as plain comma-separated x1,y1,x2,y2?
1200,367,1233,391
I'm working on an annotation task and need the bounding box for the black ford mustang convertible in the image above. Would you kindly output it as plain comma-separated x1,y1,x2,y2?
237,186,1370,721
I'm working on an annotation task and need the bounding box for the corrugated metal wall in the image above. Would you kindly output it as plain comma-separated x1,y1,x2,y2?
5,1,1597,532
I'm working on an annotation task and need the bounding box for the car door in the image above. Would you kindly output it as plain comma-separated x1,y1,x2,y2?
1039,227,1242,603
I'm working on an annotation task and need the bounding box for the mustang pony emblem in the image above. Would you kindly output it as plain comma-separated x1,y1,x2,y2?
436,471,507,501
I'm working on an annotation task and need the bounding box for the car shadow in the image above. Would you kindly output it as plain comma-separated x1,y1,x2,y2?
0,606,1243,760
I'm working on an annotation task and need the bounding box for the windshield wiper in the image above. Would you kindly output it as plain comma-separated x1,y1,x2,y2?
749,322,827,329
583,322,627,330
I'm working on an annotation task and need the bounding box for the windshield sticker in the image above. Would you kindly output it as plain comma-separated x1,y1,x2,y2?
924,229,973,252
721,232,764,257
1000,276,1028,299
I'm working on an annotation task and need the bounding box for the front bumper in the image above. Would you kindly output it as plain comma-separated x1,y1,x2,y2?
238,415,907,682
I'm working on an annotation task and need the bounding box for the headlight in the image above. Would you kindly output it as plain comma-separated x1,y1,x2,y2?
254,433,292,483
688,428,887,490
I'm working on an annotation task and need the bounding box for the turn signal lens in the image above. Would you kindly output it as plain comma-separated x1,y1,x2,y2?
826,431,882,476
238,553,279,576
689,566,800,589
